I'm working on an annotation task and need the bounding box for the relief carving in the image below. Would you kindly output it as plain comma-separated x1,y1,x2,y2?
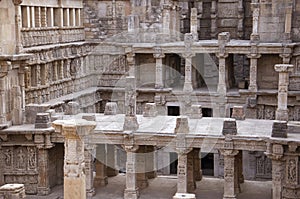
4,148,13,167
28,147,36,169
286,158,297,185
16,148,26,169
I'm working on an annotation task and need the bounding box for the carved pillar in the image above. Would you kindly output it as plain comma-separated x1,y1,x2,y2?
126,52,135,77
136,146,148,189
107,144,118,177
94,144,108,186
13,0,23,53
266,144,284,199
0,62,8,125
52,119,96,199
162,4,171,34
123,77,139,131
124,145,139,199
237,0,244,39
283,144,299,198
284,7,292,42
182,53,195,92
153,47,165,89
193,148,202,181
247,52,261,92
274,64,293,121
210,0,217,38
145,146,157,179
190,8,198,41
173,117,195,197
217,32,230,96
220,149,239,199
250,3,260,42
85,145,96,197
37,147,50,195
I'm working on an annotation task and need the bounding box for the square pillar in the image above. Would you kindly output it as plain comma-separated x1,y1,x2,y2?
190,8,198,41
124,145,139,199
162,4,171,34
153,47,165,89
94,144,108,186
136,146,148,189
220,149,239,199
182,53,195,93
85,145,96,197
247,54,261,92
52,119,96,199
274,64,293,121
37,147,50,195
193,148,202,181
106,145,118,177
187,150,196,193
145,146,157,179
250,3,260,42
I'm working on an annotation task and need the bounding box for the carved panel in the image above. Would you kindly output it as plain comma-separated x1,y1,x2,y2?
286,157,298,185
255,153,272,179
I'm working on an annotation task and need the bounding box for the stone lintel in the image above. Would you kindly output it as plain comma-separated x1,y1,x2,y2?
274,64,293,73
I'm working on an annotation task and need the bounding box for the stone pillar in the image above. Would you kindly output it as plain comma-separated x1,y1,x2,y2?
190,8,198,41
220,149,239,199
106,144,118,177
187,150,196,193
52,119,96,199
217,32,230,95
266,144,284,199
126,52,135,77
124,145,139,199
210,0,217,38
0,62,8,125
250,3,260,42
128,15,139,33
162,4,171,34
0,184,26,199
94,144,108,186
174,117,195,198
37,147,50,195
284,7,292,42
85,145,96,197
247,53,261,92
13,0,23,53
123,77,139,131
136,146,148,189
182,53,195,92
145,146,157,179
153,47,165,89
274,64,293,121
193,148,202,181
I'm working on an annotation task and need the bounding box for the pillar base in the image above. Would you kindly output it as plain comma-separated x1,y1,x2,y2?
183,82,193,92
195,170,202,181
86,188,95,197
124,188,139,199
146,171,157,179
276,109,289,121
94,177,108,187
173,193,196,199
64,177,86,199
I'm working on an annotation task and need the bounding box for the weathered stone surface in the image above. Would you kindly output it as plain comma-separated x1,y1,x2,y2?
189,105,203,119
104,102,118,115
222,119,237,135
143,103,157,117
65,102,80,115
0,184,26,199
272,121,287,138
231,106,245,120
35,113,51,129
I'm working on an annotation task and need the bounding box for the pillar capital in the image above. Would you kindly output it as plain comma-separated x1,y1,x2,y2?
265,143,284,161
52,119,96,139
246,53,261,59
274,64,293,73
12,0,23,5
153,47,165,59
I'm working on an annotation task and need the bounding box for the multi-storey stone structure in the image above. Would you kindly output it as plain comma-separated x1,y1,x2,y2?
1,0,300,198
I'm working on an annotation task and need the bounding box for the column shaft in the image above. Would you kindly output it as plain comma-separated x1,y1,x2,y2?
183,55,193,92
37,148,50,195
94,144,108,186
124,148,139,199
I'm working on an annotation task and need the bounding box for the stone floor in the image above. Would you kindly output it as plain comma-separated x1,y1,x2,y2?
26,175,272,199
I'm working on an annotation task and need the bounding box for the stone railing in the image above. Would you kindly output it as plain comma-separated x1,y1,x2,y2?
21,27,85,47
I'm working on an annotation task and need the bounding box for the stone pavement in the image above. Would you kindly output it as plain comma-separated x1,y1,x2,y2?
25,175,271,199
